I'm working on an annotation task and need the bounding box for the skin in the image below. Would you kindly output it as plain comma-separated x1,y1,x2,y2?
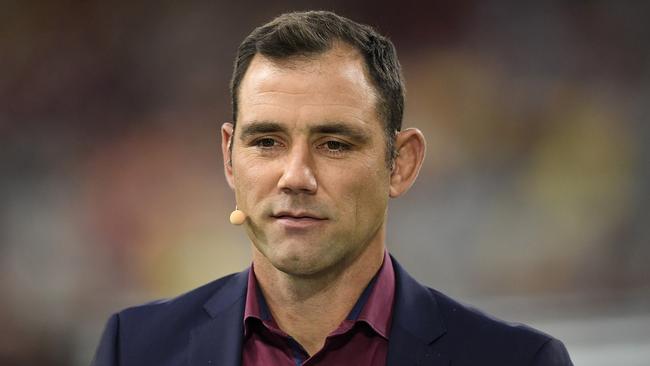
221,42,426,355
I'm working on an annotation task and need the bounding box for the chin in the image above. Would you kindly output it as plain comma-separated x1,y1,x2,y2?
268,249,334,277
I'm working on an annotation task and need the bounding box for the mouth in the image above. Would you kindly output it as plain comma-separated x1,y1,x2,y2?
271,211,327,229
272,212,325,219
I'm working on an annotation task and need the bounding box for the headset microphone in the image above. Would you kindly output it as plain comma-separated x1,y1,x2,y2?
229,208,247,225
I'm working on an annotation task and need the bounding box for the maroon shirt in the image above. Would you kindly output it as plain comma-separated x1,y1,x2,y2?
242,251,396,366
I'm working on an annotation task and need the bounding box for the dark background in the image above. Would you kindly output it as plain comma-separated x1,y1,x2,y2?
1,1,649,364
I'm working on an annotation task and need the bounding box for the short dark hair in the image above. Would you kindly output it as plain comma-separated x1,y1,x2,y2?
230,11,405,164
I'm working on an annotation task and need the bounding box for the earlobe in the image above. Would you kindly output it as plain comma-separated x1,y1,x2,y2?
389,128,426,198
221,122,236,190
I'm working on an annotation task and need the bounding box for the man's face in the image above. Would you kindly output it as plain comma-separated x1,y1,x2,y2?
224,44,392,276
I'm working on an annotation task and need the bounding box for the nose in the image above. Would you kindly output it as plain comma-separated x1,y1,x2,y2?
277,143,317,194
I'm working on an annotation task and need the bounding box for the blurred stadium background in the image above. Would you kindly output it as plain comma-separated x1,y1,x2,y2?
1,1,649,365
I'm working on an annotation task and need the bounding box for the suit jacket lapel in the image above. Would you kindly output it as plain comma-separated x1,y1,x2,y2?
189,270,249,366
387,256,449,366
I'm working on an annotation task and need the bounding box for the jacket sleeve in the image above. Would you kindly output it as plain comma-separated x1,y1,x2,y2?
531,338,573,366
90,313,120,366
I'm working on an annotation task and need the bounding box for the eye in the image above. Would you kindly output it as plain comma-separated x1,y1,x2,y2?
326,141,344,150
255,138,278,148
318,140,351,155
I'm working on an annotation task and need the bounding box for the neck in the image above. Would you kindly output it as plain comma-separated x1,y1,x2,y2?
252,232,386,355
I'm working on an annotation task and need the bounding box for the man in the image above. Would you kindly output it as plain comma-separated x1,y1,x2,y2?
92,11,573,366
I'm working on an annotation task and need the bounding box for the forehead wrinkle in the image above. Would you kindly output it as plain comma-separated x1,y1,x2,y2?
247,83,372,104
242,97,377,128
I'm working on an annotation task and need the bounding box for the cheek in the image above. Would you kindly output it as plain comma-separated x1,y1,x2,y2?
232,156,277,206
337,165,390,222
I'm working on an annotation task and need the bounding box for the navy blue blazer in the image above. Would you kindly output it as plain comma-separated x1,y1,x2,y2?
92,257,573,365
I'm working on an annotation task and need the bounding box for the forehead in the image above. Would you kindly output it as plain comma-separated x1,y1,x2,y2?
237,43,381,131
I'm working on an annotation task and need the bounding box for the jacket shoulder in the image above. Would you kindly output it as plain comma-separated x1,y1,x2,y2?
92,271,247,366
429,288,571,365
119,271,242,325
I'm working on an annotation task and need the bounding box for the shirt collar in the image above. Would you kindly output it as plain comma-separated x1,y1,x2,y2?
351,250,395,338
243,250,396,339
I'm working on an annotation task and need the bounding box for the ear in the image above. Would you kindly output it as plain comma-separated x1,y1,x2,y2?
389,128,426,198
221,122,235,190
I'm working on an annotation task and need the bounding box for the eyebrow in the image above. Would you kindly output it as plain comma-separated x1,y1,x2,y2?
238,121,286,141
311,122,370,143
238,120,371,143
